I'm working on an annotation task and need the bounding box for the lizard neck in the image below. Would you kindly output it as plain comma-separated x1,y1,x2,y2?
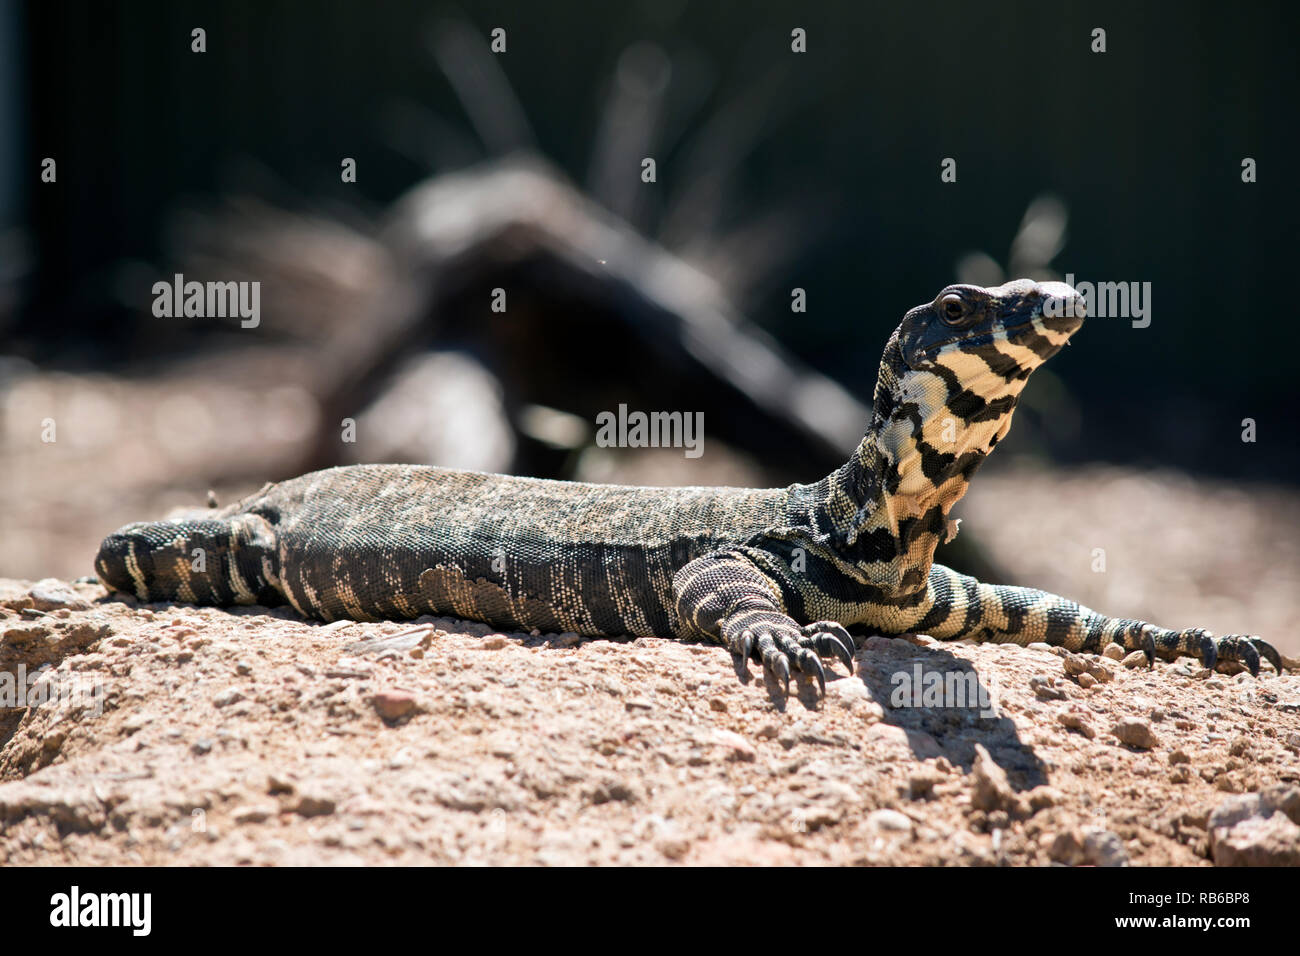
815,332,1008,596
796,279,1081,600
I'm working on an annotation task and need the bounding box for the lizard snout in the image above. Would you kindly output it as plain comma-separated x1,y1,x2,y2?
1036,280,1086,329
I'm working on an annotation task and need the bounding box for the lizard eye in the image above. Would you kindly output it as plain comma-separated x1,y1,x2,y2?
939,293,967,325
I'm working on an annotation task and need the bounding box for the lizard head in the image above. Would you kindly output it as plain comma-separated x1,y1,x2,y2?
898,278,1084,374
873,278,1084,500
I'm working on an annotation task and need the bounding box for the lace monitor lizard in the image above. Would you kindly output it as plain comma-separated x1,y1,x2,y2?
95,279,1283,693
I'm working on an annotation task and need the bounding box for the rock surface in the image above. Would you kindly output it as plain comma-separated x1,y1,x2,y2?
1,577,1298,866
1207,787,1300,866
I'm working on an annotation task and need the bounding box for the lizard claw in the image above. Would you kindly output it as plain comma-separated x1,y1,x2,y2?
1197,633,1218,673
828,636,855,673
1120,622,1157,666
1251,638,1283,675
1235,639,1260,677
1139,629,1156,667
735,629,754,665
798,649,827,697
801,621,856,673
770,653,791,695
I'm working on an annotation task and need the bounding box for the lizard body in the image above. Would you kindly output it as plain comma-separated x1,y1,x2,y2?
96,279,1283,689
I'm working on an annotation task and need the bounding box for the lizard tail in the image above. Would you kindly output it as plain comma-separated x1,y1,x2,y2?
95,513,282,607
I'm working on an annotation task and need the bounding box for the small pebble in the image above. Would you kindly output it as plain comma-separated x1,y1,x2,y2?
1027,785,1064,810
371,689,416,721
710,729,756,762
294,794,336,817
212,687,245,708
866,808,914,835
1063,655,1089,677
1113,717,1159,750
1030,675,1066,700
1057,711,1096,739
28,579,90,611
970,744,1017,814
232,804,276,824
1082,828,1129,867
908,771,939,799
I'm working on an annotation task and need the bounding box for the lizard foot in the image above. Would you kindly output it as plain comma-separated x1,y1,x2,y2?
727,613,855,696
1154,627,1282,676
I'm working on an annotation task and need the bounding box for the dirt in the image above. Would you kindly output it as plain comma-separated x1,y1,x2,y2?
2,576,1298,866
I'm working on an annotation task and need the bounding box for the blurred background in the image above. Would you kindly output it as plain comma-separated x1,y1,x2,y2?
0,0,1296,653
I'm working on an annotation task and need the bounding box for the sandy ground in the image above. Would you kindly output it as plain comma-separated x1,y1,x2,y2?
2,576,1298,866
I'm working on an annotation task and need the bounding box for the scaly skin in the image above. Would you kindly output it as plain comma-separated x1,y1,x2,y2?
96,279,1284,693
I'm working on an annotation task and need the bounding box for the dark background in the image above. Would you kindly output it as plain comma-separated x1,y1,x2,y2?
2,0,1297,480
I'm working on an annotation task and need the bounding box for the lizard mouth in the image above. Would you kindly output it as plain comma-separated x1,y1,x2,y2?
1031,281,1087,335
923,314,1041,355
914,314,1067,364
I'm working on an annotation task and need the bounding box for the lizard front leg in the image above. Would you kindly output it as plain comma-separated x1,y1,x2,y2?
672,549,855,694
884,564,1283,676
